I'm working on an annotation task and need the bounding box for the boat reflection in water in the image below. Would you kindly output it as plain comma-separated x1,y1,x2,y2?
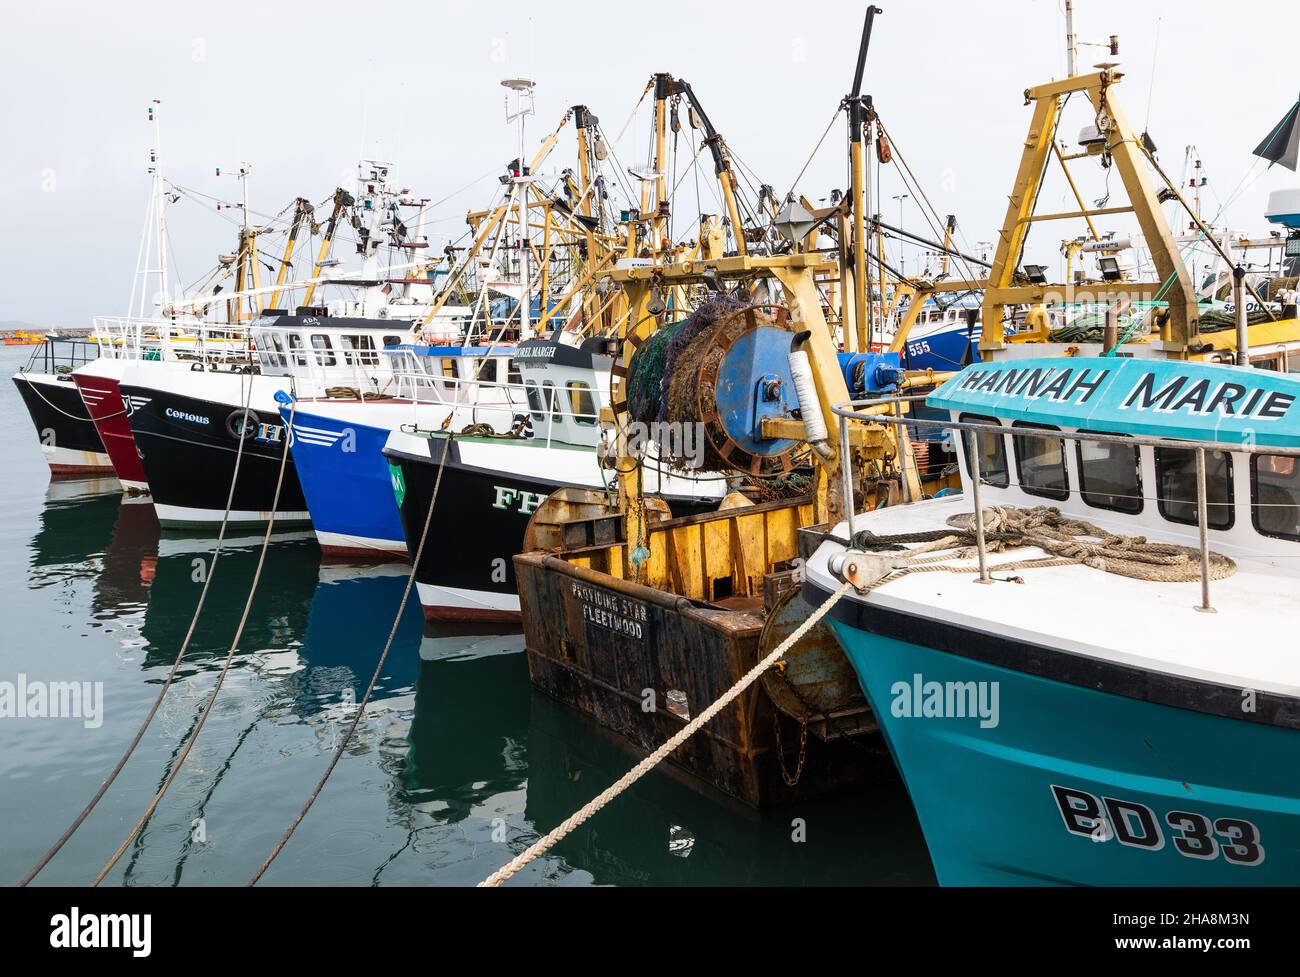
28,477,123,589
397,628,933,886
24,488,931,885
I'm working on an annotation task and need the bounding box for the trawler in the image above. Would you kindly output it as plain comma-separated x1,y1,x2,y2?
806,353,1300,883
282,341,524,558
800,63,1300,883
118,161,470,526
382,328,730,621
11,338,114,476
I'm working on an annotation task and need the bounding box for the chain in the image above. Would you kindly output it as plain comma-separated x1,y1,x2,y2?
772,709,809,787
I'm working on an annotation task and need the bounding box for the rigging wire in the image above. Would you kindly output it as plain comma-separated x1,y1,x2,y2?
783,105,844,203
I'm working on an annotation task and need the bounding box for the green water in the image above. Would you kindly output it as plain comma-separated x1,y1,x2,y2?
0,345,934,886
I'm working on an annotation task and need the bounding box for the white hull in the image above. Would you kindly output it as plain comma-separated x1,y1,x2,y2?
153,502,312,527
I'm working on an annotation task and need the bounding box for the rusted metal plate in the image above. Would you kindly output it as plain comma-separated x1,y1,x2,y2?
514,552,879,807
758,587,877,742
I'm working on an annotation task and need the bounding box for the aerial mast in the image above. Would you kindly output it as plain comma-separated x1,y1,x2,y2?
1065,0,1078,76
131,99,172,319
503,77,536,338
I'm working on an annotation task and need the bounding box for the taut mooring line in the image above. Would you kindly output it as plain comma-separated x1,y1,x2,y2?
478,579,854,887
19,369,259,887
246,430,452,885
89,394,298,887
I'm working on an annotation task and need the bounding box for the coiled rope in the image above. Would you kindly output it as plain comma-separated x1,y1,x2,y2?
853,505,1236,584
477,578,853,887
19,370,259,886
246,431,452,885
89,395,298,887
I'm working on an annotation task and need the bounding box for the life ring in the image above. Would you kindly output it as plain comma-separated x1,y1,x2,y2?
226,408,257,440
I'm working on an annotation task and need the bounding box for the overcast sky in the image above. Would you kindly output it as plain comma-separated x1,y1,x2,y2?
1,0,1295,326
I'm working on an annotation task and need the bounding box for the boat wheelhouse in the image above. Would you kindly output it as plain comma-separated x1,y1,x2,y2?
805,355,1300,884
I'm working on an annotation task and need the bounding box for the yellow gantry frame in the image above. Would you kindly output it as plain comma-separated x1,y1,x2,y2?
980,69,1200,357
610,253,877,554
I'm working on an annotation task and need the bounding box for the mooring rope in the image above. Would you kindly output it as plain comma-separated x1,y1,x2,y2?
246,431,453,885
18,370,259,887
21,376,129,423
477,579,854,887
89,395,298,887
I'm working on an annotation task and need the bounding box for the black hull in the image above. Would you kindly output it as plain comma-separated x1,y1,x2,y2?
12,373,111,468
121,383,309,525
385,436,716,621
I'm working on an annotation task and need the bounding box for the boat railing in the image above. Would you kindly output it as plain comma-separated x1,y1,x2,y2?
20,337,100,375
271,346,396,398
91,316,252,365
385,365,608,449
831,394,1300,613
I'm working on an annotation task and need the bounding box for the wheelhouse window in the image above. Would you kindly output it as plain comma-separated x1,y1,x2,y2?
286,333,308,367
542,380,562,421
310,334,336,366
340,334,378,366
440,357,457,378
1011,422,1069,501
1154,447,1234,530
525,380,545,420
958,413,1008,488
1252,454,1300,540
259,332,287,370
507,360,523,388
1076,431,1142,513
569,382,596,425
476,358,498,383
383,335,403,349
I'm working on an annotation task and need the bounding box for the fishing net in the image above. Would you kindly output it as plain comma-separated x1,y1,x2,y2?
655,294,745,423
626,320,685,425
1048,308,1151,343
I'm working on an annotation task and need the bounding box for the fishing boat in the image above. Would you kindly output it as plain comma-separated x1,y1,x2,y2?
806,353,1300,883
383,327,731,622
120,309,433,527
282,342,524,558
70,102,254,494
73,316,248,493
4,330,47,346
11,338,115,476
118,157,467,527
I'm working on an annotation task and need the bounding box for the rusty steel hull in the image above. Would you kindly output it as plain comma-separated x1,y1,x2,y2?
515,552,876,808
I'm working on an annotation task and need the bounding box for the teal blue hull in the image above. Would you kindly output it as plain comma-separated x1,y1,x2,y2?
827,621,1300,885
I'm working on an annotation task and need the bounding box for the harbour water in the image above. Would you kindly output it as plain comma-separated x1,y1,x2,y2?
0,345,933,886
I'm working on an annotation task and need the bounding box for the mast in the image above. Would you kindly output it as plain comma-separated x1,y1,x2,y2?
846,6,881,353
1065,0,1078,77
132,100,172,319
503,78,536,337
151,100,169,314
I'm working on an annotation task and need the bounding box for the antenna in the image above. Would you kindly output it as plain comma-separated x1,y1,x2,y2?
130,99,172,318
503,78,537,337
1065,0,1120,78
